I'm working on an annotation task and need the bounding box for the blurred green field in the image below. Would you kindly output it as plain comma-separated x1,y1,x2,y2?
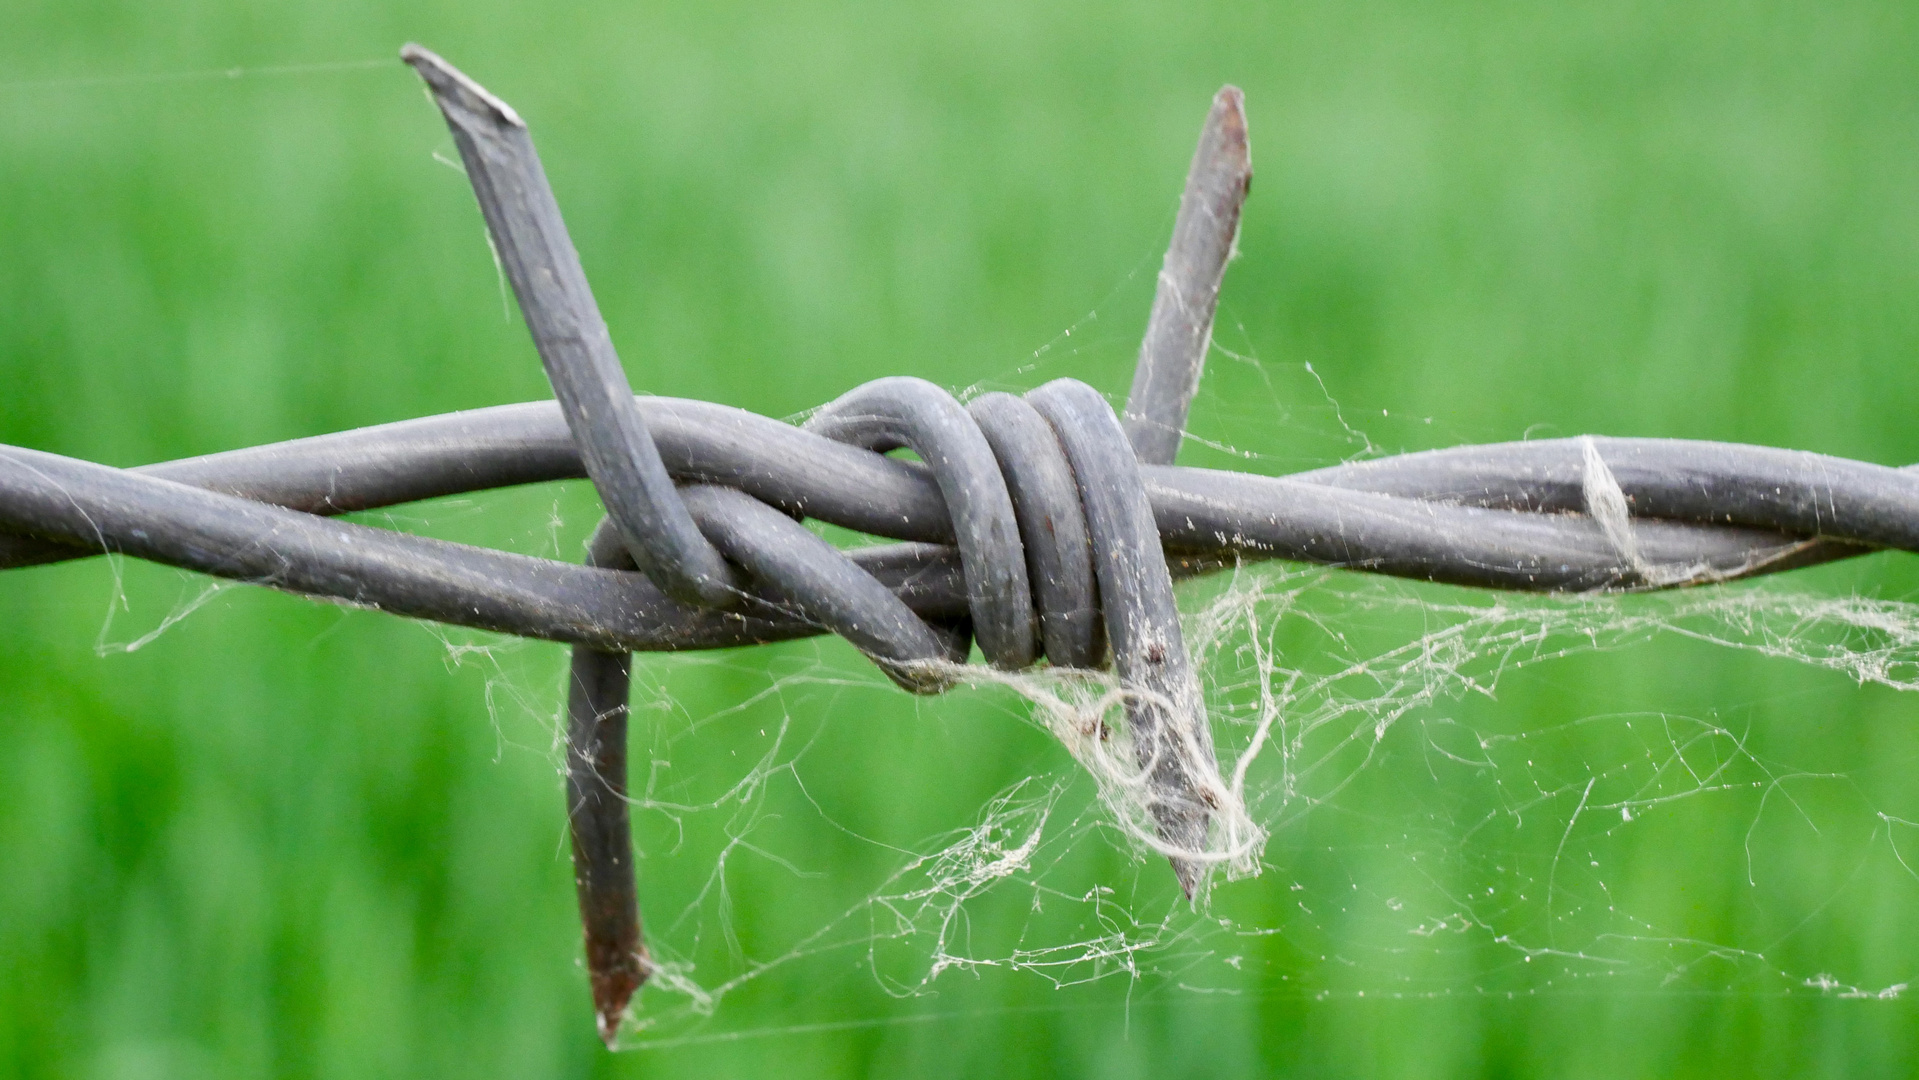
4,1,1919,1077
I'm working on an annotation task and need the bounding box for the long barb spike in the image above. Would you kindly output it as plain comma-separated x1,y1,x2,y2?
1124,86,1253,467
400,44,743,610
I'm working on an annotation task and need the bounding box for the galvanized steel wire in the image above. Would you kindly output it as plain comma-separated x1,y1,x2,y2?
3,46,1914,1043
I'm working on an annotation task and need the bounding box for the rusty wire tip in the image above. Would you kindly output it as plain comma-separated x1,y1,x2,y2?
1208,85,1252,224
567,626,647,1048
399,43,524,129
1204,85,1251,190
1211,84,1249,155
1158,791,1212,902
1175,860,1203,901
591,956,644,1049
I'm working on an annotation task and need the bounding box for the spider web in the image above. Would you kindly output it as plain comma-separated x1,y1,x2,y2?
590,327,1919,1042
79,304,1919,1047
574,564,1919,1039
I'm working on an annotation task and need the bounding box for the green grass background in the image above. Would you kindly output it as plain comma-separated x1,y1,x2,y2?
4,1,1919,1076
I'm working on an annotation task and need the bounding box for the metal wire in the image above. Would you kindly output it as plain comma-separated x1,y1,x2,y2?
4,45,1915,1044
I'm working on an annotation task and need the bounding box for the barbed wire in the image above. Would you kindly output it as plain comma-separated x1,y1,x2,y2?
3,45,1915,1046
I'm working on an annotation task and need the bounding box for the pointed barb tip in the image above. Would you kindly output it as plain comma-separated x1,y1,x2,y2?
596,1006,623,1050
399,43,525,129
592,977,635,1050
1173,856,1204,903
588,945,646,1050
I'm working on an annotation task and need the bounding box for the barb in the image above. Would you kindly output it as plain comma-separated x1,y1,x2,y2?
566,522,646,1047
3,48,1917,1046
1029,379,1222,896
1125,85,1252,466
404,45,741,610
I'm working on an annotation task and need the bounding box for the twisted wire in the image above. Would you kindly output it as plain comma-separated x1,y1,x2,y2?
6,46,1918,1044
